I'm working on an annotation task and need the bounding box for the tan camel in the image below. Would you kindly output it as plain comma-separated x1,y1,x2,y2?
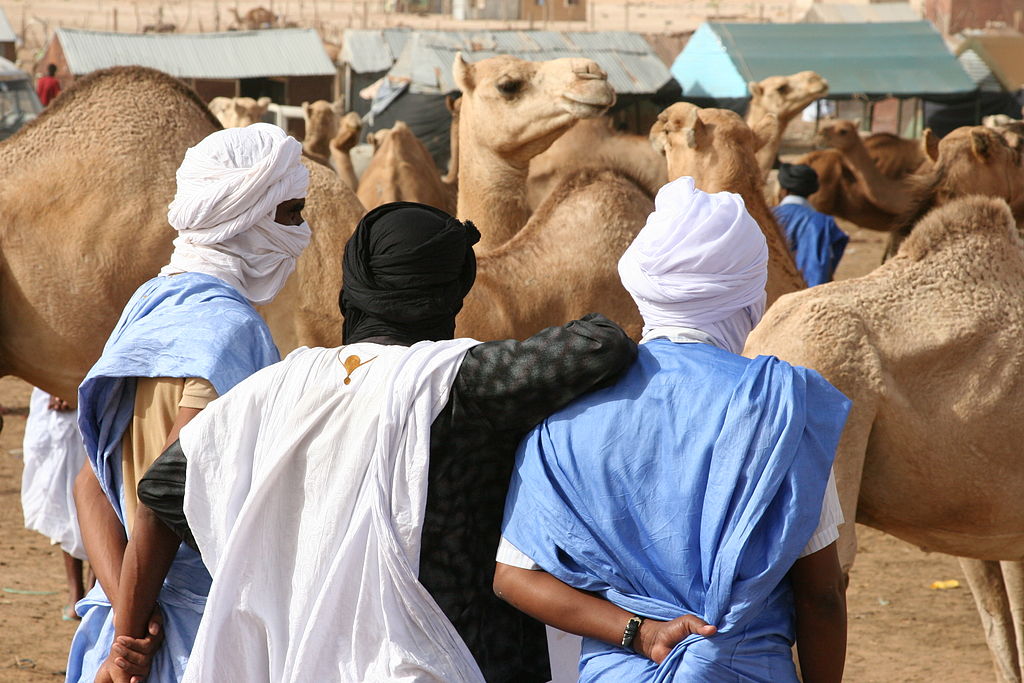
301,100,338,168
800,148,901,232
454,53,629,252
442,95,460,186
357,121,455,213
814,118,917,218
208,96,272,128
744,195,1024,683
230,6,276,29
649,103,804,306
862,131,928,179
526,117,667,211
330,111,362,192
0,67,362,402
746,71,829,174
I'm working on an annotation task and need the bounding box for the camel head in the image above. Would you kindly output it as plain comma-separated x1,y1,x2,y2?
209,96,273,127
330,112,362,154
650,102,770,187
748,71,828,123
302,100,339,142
926,126,1024,217
815,118,863,152
453,53,616,164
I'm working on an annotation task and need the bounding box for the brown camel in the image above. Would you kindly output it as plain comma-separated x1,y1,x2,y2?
442,95,460,186
526,117,667,211
454,53,629,252
208,96,272,128
744,195,1024,683
863,131,928,179
883,125,1024,258
746,71,829,174
301,100,338,168
800,148,901,232
330,111,363,192
814,118,917,218
649,103,805,306
0,67,362,402
357,121,455,213
230,6,276,29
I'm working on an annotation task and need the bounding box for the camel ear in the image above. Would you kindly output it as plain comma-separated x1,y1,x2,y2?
301,101,310,116
649,115,667,155
748,81,763,98
751,113,778,153
921,128,940,162
680,108,703,149
971,130,992,161
852,118,862,130
257,96,272,109
453,52,474,92
445,95,461,114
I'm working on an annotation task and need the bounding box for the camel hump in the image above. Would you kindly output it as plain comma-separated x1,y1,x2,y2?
899,195,1017,262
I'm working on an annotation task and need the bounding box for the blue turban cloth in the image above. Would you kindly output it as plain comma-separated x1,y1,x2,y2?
502,340,850,682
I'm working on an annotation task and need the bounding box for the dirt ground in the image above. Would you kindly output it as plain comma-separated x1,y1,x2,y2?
0,226,997,681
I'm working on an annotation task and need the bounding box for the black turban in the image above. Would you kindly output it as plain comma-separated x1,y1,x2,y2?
340,201,480,344
778,163,820,197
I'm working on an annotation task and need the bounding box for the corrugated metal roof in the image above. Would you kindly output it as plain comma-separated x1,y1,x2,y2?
957,49,1004,92
803,2,920,23
957,33,1024,91
0,8,16,43
57,28,336,79
341,28,411,73
0,57,29,80
383,30,671,95
673,22,975,99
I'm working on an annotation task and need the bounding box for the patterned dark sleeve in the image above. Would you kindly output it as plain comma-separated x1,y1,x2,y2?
137,440,199,553
454,313,637,434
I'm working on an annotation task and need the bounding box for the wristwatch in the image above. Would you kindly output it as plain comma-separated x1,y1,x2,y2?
621,615,646,652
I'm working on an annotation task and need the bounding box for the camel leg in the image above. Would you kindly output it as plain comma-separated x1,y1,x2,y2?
1000,561,1024,678
960,558,1021,683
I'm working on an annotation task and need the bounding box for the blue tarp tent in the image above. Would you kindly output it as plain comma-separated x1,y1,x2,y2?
673,21,975,102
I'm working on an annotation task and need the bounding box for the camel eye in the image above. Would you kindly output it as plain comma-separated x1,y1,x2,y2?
497,79,523,96
776,84,790,95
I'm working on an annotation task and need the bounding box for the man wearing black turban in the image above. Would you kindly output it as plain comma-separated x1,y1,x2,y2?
131,202,638,682
774,163,849,286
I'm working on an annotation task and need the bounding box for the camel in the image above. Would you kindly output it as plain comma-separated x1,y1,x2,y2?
800,147,902,232
649,103,804,306
746,71,829,174
330,112,362,192
813,118,917,219
0,67,362,403
442,95,460,186
230,6,276,29
744,195,1024,683
526,117,667,211
301,100,338,168
882,125,1024,258
454,53,637,252
862,131,928,179
208,96,272,128
357,121,455,213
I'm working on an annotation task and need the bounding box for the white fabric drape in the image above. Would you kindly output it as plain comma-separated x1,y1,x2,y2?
618,176,768,353
21,388,87,560
160,123,311,304
180,339,484,682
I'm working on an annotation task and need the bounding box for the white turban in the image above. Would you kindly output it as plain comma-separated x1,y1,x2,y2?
160,123,311,305
618,176,768,353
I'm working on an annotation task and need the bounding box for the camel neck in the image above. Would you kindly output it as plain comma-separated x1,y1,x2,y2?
305,132,331,158
840,140,909,214
457,145,531,252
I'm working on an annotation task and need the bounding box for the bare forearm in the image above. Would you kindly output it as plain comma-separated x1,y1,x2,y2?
493,562,636,649
74,463,127,604
790,544,847,683
114,506,181,639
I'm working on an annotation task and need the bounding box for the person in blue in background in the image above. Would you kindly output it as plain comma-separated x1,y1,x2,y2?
773,163,848,286
69,123,310,683
494,177,851,683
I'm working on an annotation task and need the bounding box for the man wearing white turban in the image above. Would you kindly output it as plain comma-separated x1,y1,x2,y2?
69,123,309,683
494,177,851,682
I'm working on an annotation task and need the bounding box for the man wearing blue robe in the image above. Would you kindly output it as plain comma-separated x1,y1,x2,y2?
494,177,851,683
773,163,848,286
68,124,311,683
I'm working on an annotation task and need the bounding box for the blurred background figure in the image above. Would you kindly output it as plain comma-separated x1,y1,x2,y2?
35,64,61,106
773,163,848,286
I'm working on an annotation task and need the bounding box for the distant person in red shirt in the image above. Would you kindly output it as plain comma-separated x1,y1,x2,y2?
36,64,61,106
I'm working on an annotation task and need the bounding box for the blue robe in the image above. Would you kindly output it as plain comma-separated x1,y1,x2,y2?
773,201,848,287
502,341,850,682
68,273,280,683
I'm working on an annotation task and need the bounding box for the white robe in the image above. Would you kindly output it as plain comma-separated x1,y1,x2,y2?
180,340,484,682
21,388,87,560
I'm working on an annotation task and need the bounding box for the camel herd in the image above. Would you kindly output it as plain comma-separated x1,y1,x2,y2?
3,54,1024,682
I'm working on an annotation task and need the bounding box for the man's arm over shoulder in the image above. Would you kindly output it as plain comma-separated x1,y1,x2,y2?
455,313,637,433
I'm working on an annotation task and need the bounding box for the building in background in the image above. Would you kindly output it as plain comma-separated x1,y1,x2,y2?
802,2,920,23
924,0,1023,36
0,9,16,62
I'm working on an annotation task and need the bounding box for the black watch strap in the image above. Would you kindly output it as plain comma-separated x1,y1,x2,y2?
621,615,645,651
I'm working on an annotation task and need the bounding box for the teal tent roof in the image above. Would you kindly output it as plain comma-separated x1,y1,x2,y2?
673,21,976,100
